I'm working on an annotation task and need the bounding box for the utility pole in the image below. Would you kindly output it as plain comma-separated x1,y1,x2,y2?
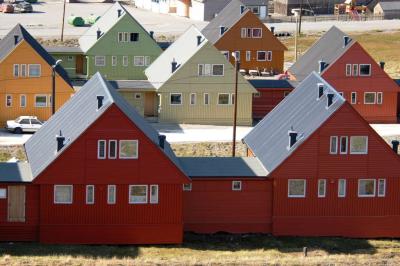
232,54,240,157
299,0,304,34
61,0,66,42
52,60,62,115
292,9,300,61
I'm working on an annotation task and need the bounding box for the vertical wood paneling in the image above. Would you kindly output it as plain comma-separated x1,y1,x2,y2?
253,88,292,119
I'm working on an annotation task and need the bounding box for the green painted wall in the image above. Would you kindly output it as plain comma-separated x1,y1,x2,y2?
50,53,77,77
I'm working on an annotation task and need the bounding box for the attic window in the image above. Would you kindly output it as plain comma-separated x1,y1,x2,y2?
130,33,139,42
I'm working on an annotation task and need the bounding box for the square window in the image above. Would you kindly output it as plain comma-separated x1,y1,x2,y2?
252,28,262,38
135,93,142,99
95,56,105,67
108,185,116,204
170,93,182,105
134,56,145,66
358,179,375,197
183,183,192,191
54,185,73,204
98,140,106,159
257,51,266,61
67,56,73,61
35,95,47,107
108,140,117,159
318,179,326,198
119,140,138,159
340,136,348,154
351,92,357,104
330,136,338,154
364,92,376,104
150,185,159,204
6,95,12,107
123,56,129,67
232,181,242,191
378,179,386,197
350,136,368,154
359,64,371,76
338,179,346,197
0,188,6,199
130,33,139,42
288,179,306,198
212,64,224,76
28,64,41,77
377,92,383,104
204,93,209,105
250,6,260,14
86,185,95,204
190,93,196,105
218,93,230,105
129,185,147,204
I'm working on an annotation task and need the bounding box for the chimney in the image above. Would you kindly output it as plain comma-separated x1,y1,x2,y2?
117,9,122,17
270,26,275,34
97,95,104,109
392,140,399,154
171,59,178,73
14,35,19,45
288,129,298,148
240,5,245,14
219,26,226,36
149,31,154,39
56,130,65,152
197,35,202,46
343,36,350,47
96,29,101,40
380,61,385,70
327,93,334,107
318,60,326,73
318,83,324,98
158,135,166,149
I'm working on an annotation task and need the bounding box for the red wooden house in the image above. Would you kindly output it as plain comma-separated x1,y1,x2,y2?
288,26,400,123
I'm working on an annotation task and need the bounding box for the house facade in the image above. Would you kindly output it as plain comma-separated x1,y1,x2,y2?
202,0,286,75
0,24,74,126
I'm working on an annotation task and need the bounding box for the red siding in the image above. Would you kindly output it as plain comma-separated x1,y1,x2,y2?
183,179,272,233
271,103,400,237
253,88,292,119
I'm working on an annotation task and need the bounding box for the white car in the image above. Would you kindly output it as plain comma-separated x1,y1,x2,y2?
6,116,43,134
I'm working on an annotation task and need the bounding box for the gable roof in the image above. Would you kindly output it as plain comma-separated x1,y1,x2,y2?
25,72,184,179
145,25,209,90
0,24,72,86
288,26,353,82
243,72,345,174
0,163,33,183
377,1,400,11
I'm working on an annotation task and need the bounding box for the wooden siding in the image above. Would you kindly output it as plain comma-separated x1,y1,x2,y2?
119,91,146,116
183,179,272,233
253,88,292,119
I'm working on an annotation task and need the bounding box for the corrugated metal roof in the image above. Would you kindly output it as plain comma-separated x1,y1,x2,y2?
179,157,268,177
0,24,72,86
0,163,33,183
288,26,353,82
44,46,83,54
249,79,294,88
378,1,400,10
243,72,345,174
25,72,184,179
109,80,155,90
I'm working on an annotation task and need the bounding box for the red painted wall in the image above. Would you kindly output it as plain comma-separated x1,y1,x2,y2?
183,179,273,233
34,104,187,244
253,88,292,119
322,42,400,123
270,103,400,237
0,183,39,241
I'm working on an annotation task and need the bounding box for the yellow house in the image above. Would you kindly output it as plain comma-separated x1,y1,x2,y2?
0,24,74,126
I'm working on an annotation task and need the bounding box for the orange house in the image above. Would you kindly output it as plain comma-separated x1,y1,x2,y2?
0,24,74,126
201,0,287,75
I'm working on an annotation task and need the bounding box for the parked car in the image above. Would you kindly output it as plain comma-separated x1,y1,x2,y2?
6,116,43,134
0,3,14,12
13,1,32,12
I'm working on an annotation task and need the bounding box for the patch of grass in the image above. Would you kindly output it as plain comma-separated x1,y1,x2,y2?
0,146,26,162
171,142,247,157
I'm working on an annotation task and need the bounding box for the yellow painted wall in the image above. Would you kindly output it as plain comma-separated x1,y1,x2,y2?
0,40,74,125
119,91,145,116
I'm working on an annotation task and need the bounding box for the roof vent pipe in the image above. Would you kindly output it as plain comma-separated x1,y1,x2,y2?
56,130,65,152
240,5,245,14
318,60,326,73
318,84,324,98
219,26,226,36
14,35,19,45
270,26,275,34
197,35,202,46
96,29,101,40
392,140,399,154
97,95,104,109
158,135,166,149
149,31,154,39
117,9,122,17
288,129,298,149
380,61,385,70
343,36,350,47
327,93,335,107
171,59,179,73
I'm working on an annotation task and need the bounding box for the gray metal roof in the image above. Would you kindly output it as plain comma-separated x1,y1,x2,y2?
109,80,155,90
288,26,353,82
25,72,184,179
243,72,345,175
44,46,83,54
179,157,268,177
377,1,400,10
0,163,33,183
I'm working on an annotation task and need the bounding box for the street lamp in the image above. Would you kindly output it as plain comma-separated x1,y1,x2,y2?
291,9,300,61
52,59,62,115
231,52,240,157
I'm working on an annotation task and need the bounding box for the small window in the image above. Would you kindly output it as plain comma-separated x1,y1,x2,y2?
150,185,159,204
378,179,386,197
212,64,224,76
130,33,139,42
123,56,129,67
183,183,192,191
129,185,147,204
135,93,142,99
20,95,26,108
119,140,138,159
124,32,129,42
254,92,261,98
330,136,338,154
170,93,182,105
234,51,240,61
13,64,19,77
241,28,247,38
6,95,12,107
67,56,73,61
112,56,117,66
351,92,357,104
95,56,105,67
35,95,47,107
359,64,371,76
252,28,262,38
28,64,41,77
358,179,375,197
352,64,358,76
198,64,204,76
318,179,326,198
21,64,26,77
0,188,6,199
257,51,266,61
364,92,376,104
108,185,116,204
377,92,383,104
118,32,124,42
231,93,235,105
54,185,73,204
346,64,352,76
98,140,106,159
190,93,196,105
288,179,306,198
108,140,117,159
218,93,230,105
340,136,348,154
204,93,209,105
338,92,344,97
232,181,242,191
134,56,145,66
86,185,95,204
267,51,272,61
350,136,368,154
338,179,346,197
221,51,229,60
283,91,290,97
250,6,260,14
246,51,251,61
145,56,151,66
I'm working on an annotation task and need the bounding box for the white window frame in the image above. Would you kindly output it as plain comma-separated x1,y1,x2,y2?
217,93,230,105
119,140,139,159
211,64,224,76
358,179,376,198
34,94,47,108
112,56,117,66
359,64,371,76
145,56,151,66
231,93,235,105
183,183,192,191
20,94,26,108
351,92,357,104
352,64,358,76
190,93,196,105
288,179,306,198
350,136,368,155
364,92,376,104
346,64,352,76
20,64,26,77
67,56,73,62
107,185,116,204
340,136,348,154
108,140,117,159
150,184,159,204
54,185,73,204
252,28,262,38
133,56,145,66
338,179,346,198
86,185,95,204
232,181,242,191
330,136,338,154
267,51,272,61
5,95,12,107
97,140,106,159
13,64,19,77
234,51,240,61
378,179,386,197
377,92,383,104
122,56,128,67
170,93,183,105
94,56,105,67
0,188,7,199
246,51,251,61
318,179,326,198
129,185,148,204
118,32,124,42
204,93,209,105
28,64,41,77
257,51,267,61
241,28,247,38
